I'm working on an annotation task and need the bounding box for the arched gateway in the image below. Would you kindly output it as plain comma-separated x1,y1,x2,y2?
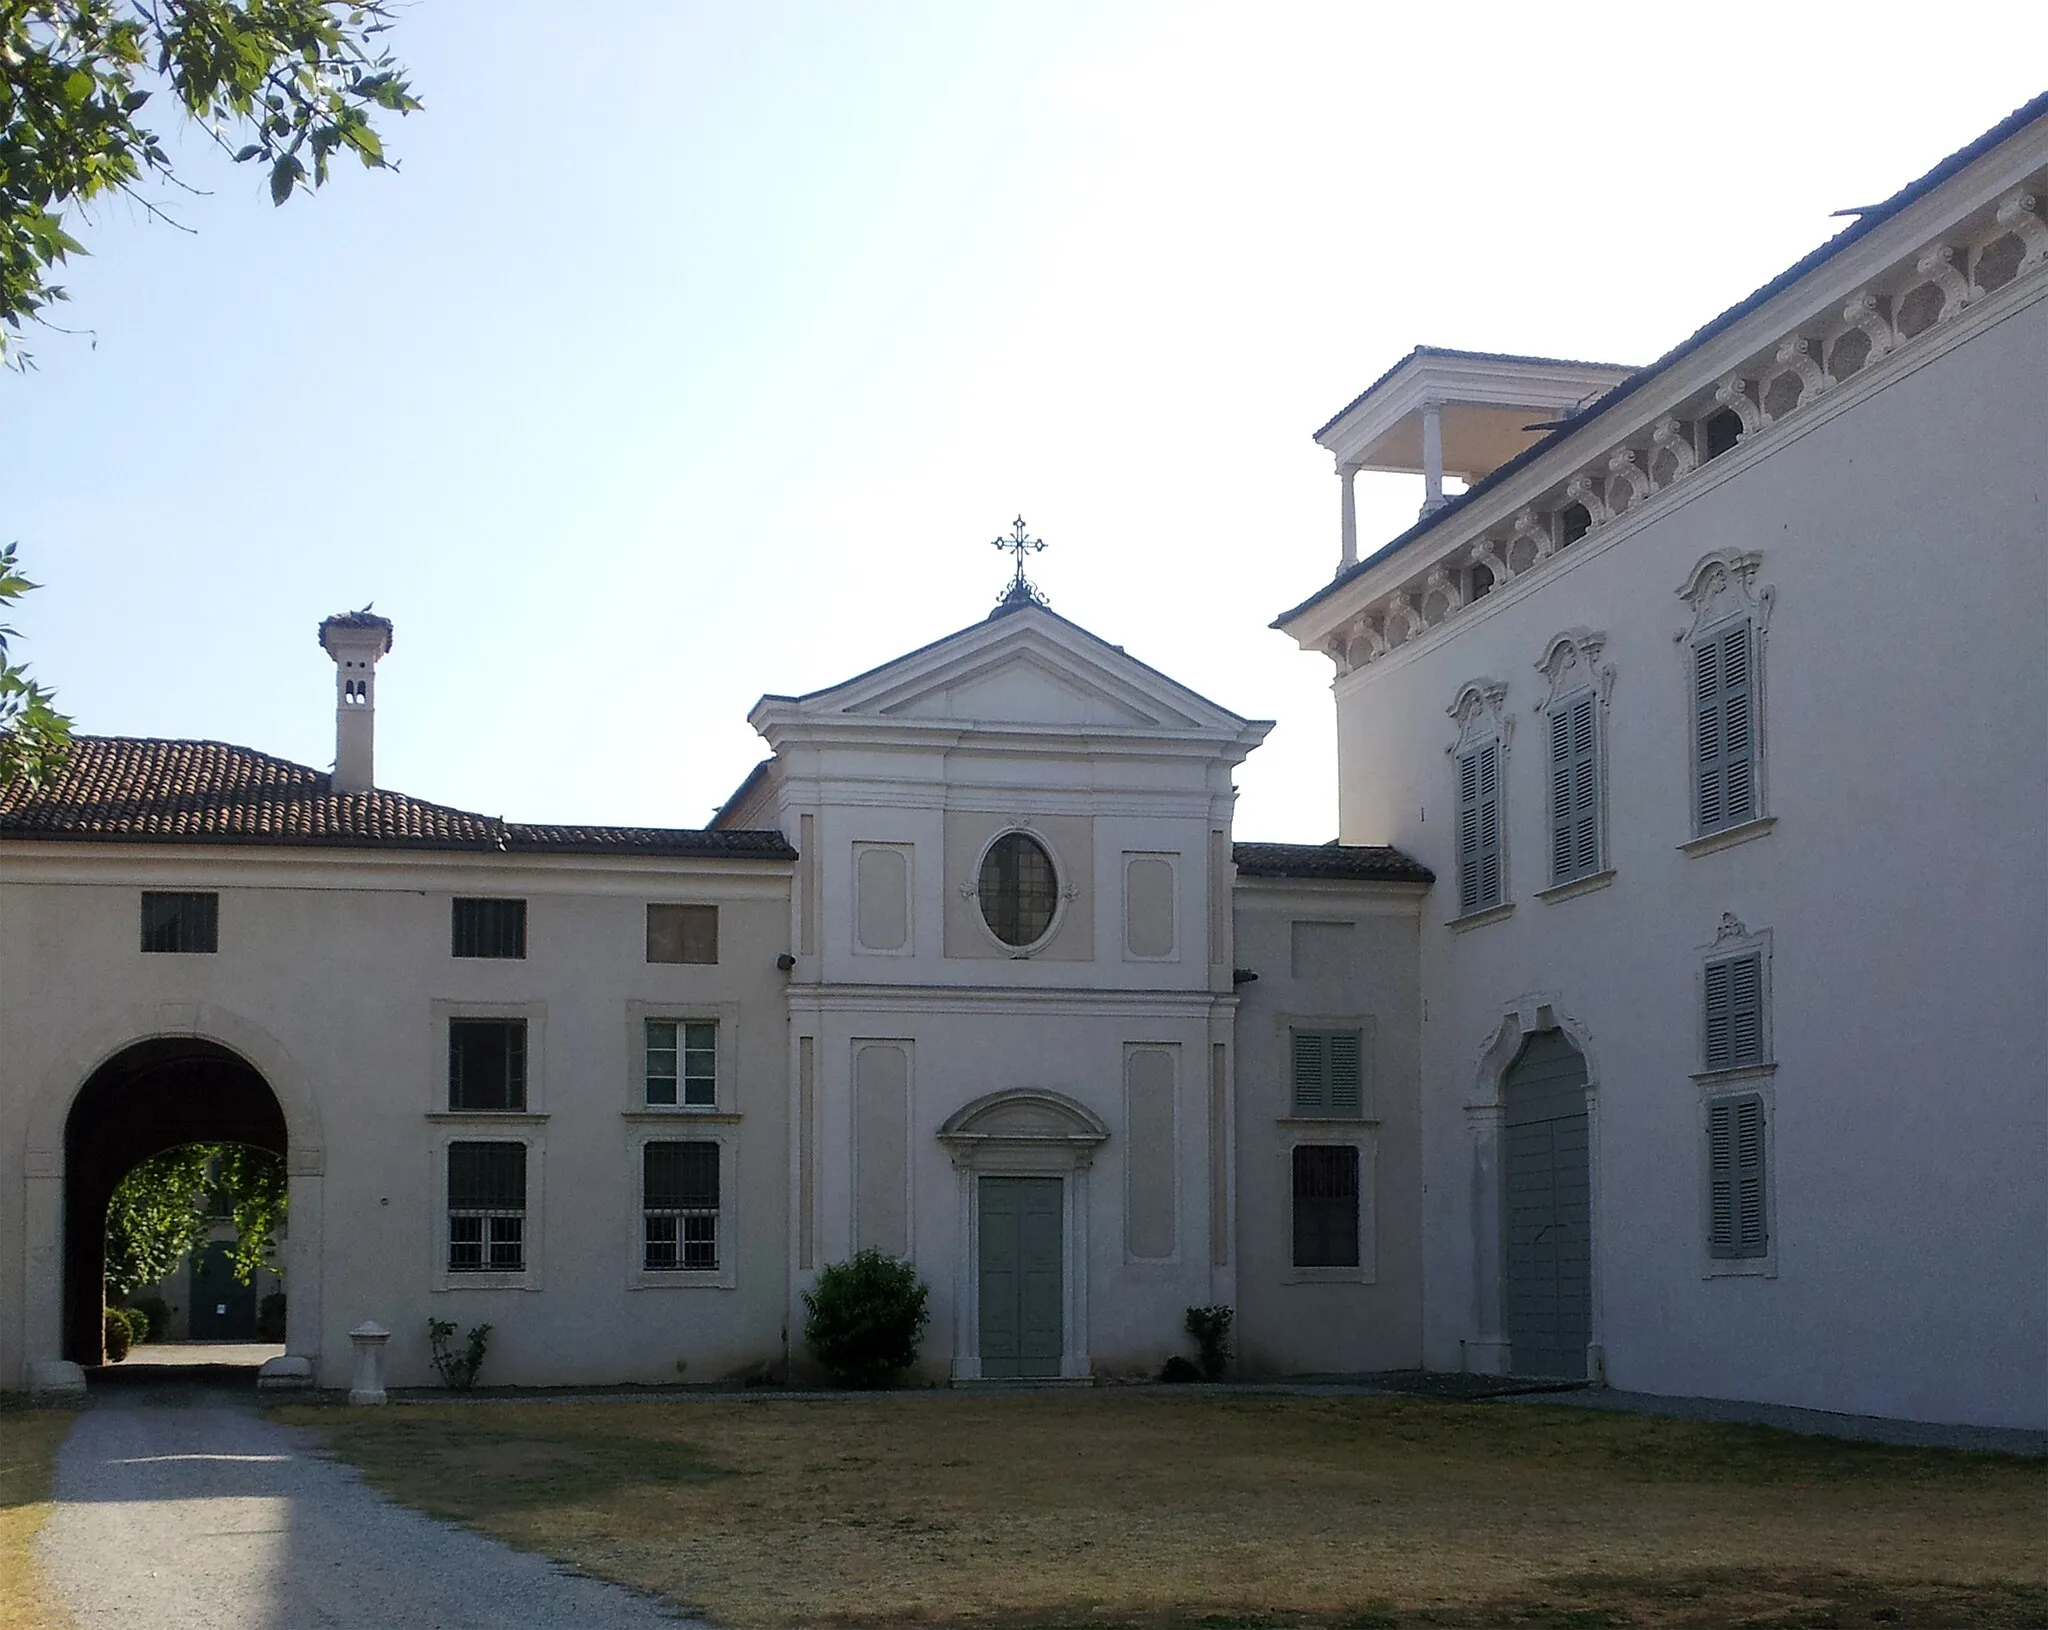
62,1039,289,1363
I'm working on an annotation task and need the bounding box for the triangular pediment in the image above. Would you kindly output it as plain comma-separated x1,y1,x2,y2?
874,650,1160,726
754,604,1260,741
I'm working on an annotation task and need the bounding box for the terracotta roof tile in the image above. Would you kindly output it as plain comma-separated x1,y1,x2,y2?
0,738,795,861
1232,839,1433,885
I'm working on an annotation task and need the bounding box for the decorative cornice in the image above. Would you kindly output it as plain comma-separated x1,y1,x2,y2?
1306,150,2048,679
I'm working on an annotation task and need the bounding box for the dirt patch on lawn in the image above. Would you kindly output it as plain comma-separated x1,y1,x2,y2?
0,1403,76,1630
278,1392,2048,1629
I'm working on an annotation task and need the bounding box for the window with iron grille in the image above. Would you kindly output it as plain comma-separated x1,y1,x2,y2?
1703,951,1766,1073
646,903,718,964
140,891,218,954
447,1141,526,1272
448,1018,527,1111
1291,1144,1360,1268
1455,742,1503,915
452,897,526,959
1691,619,1757,835
643,1141,719,1271
1291,1029,1364,1118
1548,692,1602,885
1706,1093,1768,1260
644,1019,716,1107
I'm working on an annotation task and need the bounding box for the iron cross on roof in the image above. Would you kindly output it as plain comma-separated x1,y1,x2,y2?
990,515,1049,611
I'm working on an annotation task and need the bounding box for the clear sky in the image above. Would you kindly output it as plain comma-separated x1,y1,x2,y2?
6,4,2044,839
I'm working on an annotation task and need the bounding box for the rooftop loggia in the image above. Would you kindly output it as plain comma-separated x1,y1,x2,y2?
1315,347,1636,570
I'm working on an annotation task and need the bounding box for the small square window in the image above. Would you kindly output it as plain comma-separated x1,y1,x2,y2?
140,892,218,954
643,1141,719,1271
447,1141,526,1272
645,1019,716,1107
449,1018,527,1112
1292,1144,1360,1268
646,903,718,964
452,898,526,959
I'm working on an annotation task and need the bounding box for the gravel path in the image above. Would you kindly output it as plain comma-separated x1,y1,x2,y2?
37,1386,704,1629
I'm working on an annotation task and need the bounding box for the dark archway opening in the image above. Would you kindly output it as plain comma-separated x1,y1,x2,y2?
64,1039,287,1364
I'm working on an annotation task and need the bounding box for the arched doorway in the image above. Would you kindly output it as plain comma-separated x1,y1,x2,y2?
1502,1029,1591,1379
63,1039,287,1364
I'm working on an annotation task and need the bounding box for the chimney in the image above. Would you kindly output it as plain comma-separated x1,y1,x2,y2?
318,608,395,794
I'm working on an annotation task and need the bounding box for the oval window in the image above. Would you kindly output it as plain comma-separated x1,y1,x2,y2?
978,832,1058,947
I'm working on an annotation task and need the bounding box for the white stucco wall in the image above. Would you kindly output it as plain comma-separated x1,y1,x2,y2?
1,847,793,1390
1230,877,1424,1376
1326,291,2048,1427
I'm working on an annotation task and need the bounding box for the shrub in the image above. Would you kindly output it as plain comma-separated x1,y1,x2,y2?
103,1307,133,1363
1185,1304,1233,1382
111,1302,150,1345
427,1318,491,1390
257,1292,287,1343
128,1294,170,1342
1159,1354,1201,1383
803,1249,930,1389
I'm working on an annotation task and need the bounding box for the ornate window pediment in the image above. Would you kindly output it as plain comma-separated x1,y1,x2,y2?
1676,549,1773,642
1534,629,1613,713
1446,678,1511,755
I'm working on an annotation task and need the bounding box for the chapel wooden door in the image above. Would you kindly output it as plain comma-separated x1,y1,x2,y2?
978,1177,1063,1378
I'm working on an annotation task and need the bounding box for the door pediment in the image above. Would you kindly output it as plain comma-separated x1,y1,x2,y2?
939,1089,1109,1170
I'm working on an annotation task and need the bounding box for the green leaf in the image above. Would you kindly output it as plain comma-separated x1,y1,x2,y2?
269,154,305,206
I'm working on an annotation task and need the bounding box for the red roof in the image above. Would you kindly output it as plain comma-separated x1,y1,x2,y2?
0,738,795,860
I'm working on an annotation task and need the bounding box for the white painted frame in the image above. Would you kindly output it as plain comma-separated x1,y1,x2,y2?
1464,998,1605,1382
429,1128,545,1293
938,1088,1108,1382
622,1124,740,1292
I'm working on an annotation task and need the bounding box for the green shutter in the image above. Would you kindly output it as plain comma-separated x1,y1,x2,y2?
1708,1094,1768,1260
1328,1032,1363,1115
1457,749,1483,914
1695,621,1757,834
1549,708,1575,882
1550,694,1600,885
1291,1031,1324,1114
1705,951,1765,1072
1459,742,1502,913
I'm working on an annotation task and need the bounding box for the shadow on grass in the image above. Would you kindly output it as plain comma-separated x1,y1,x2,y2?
980,1571,2048,1630
294,1409,733,1514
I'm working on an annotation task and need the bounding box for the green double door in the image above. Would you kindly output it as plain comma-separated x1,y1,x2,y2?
189,1242,258,1341
1503,1030,1591,1379
979,1177,1063,1379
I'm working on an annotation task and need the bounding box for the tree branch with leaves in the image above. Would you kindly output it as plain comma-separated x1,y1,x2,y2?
0,540,70,787
1,0,421,365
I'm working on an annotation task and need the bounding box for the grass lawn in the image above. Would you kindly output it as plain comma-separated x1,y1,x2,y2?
276,1391,2048,1629
0,1403,74,1630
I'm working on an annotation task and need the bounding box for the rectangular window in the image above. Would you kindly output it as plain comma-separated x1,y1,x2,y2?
452,897,526,959
1456,742,1502,915
1549,693,1601,884
140,891,218,954
447,1141,526,1272
1706,1093,1768,1260
1292,1145,1360,1268
1703,951,1765,1072
1693,620,1757,835
644,1019,716,1107
643,1141,720,1271
646,903,718,965
1291,1029,1363,1117
448,1018,527,1111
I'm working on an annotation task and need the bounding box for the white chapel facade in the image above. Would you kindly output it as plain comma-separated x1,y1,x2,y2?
3,90,2045,1429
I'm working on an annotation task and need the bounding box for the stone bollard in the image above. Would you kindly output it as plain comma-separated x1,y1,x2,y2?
348,1321,391,1405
